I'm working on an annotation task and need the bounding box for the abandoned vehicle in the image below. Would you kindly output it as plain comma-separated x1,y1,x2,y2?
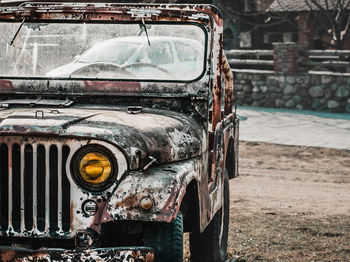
0,2,239,262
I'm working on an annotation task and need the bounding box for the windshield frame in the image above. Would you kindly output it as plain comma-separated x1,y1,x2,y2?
0,20,209,84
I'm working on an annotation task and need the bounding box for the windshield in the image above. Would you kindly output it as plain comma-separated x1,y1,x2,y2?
0,23,206,81
78,41,141,64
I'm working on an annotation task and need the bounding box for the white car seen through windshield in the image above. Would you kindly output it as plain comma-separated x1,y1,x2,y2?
46,36,204,80
0,23,205,81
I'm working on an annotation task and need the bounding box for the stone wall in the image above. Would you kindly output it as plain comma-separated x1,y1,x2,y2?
273,42,309,76
233,42,350,113
234,72,350,113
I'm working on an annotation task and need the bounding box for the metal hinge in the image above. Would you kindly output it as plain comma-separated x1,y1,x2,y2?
127,9,161,18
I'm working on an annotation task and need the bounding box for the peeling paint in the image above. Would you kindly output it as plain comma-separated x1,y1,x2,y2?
0,3,238,261
0,246,154,262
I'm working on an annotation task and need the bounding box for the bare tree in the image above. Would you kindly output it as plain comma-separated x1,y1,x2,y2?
276,0,350,49
228,0,350,49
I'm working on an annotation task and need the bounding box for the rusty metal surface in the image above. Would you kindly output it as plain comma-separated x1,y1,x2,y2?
0,245,154,262
0,106,204,169
0,79,209,97
0,4,217,100
111,156,206,223
0,3,219,23
0,135,207,239
0,136,128,238
0,3,238,260
0,0,214,6
210,9,224,132
223,54,234,116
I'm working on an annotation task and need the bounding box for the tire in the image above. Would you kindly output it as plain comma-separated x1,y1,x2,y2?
144,212,183,262
190,170,230,262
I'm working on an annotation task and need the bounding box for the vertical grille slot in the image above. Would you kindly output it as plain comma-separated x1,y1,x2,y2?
62,145,71,232
24,145,33,231
0,138,72,237
37,145,46,232
12,143,21,232
0,143,8,230
49,145,58,233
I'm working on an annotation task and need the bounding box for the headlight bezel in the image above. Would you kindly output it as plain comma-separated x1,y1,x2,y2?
71,144,118,192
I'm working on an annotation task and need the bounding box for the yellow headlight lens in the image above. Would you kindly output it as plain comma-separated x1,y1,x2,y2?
79,152,112,184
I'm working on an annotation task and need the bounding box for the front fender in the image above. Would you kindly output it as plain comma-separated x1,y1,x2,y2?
106,157,201,224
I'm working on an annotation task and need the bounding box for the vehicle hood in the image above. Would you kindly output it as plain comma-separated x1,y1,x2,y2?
46,62,88,77
0,107,205,169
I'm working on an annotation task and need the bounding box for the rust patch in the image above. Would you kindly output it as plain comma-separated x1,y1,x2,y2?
0,246,154,261
115,194,139,209
223,54,234,115
145,251,155,262
195,6,223,27
90,198,112,234
0,249,16,262
159,178,182,214
84,81,142,92
0,80,14,91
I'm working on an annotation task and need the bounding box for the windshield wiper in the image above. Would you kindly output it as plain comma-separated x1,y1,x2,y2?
9,18,26,46
0,98,73,108
141,18,151,46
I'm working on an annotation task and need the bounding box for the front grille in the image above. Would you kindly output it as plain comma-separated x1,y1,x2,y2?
0,137,71,236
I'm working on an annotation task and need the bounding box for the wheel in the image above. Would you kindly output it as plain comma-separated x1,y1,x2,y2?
144,212,183,262
190,170,230,262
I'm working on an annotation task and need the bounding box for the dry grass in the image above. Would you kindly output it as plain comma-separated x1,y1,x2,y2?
185,142,350,261
227,213,350,261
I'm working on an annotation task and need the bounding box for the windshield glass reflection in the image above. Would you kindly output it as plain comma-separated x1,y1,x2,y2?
0,23,206,81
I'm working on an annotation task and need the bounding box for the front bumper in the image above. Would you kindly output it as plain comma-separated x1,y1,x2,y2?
0,245,154,262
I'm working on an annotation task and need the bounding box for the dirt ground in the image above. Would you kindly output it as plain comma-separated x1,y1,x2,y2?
227,141,350,261
184,141,350,261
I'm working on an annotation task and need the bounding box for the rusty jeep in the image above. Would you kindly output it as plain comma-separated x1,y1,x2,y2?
0,2,239,262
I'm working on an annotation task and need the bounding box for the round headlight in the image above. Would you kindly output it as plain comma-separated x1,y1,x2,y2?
79,152,111,184
72,145,118,192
